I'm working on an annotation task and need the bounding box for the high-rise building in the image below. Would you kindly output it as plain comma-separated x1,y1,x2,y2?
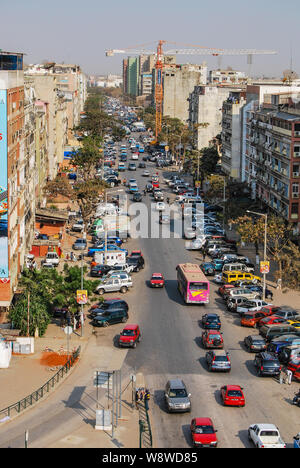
127,57,140,97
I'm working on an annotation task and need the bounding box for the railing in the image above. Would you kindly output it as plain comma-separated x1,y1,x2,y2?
0,347,81,421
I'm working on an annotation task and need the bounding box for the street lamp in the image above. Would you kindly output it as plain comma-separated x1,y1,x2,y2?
246,210,268,301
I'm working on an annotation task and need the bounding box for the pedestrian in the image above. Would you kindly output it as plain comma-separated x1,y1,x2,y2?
144,389,150,411
139,388,144,403
70,251,74,262
269,290,274,301
276,278,282,291
135,390,139,409
166,197,170,204
66,311,71,327
202,248,206,262
287,369,293,385
73,252,77,262
66,253,69,261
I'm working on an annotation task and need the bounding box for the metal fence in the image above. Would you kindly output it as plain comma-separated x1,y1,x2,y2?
0,346,81,421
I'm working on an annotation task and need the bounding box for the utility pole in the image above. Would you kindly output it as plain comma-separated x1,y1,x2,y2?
27,292,30,337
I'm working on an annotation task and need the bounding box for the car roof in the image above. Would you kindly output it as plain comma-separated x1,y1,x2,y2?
152,273,163,276
168,378,186,389
212,349,228,355
194,417,213,426
205,313,219,318
226,385,243,391
123,324,138,330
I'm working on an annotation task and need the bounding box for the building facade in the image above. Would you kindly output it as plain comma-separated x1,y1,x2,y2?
209,69,247,85
243,94,300,232
0,51,25,311
163,64,207,123
189,85,233,150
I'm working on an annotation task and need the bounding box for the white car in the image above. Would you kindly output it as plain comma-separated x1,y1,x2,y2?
248,424,286,448
185,237,206,250
156,202,165,211
131,153,139,160
237,300,272,314
142,170,150,177
214,274,223,284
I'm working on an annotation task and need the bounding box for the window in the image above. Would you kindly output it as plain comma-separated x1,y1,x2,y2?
292,183,299,194
291,203,298,215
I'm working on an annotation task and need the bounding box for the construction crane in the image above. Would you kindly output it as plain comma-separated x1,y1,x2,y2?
106,40,277,140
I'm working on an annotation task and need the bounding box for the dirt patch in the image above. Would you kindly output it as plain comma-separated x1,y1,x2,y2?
40,352,71,367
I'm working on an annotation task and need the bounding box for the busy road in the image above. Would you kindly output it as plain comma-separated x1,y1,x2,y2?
113,136,299,448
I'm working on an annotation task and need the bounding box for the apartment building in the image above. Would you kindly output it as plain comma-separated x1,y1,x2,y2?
163,63,207,123
221,90,246,178
209,69,247,85
189,85,233,150
0,51,25,311
243,93,300,232
35,100,49,207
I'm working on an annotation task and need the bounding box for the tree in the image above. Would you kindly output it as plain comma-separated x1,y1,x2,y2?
232,215,292,283
70,136,102,182
73,179,106,227
280,241,300,289
43,176,73,201
9,292,51,337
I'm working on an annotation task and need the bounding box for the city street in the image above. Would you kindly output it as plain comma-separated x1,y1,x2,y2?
118,138,299,448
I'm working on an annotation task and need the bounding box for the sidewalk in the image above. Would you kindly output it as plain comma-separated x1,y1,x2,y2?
226,226,300,308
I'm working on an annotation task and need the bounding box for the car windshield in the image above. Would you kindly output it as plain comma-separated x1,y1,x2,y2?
260,431,279,437
190,282,208,291
121,330,135,336
227,390,243,397
206,316,219,322
152,276,162,281
252,338,265,344
214,356,228,362
169,388,188,398
208,334,220,340
264,360,279,365
194,425,214,434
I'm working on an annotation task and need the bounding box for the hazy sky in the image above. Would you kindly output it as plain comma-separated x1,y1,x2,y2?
1,0,300,77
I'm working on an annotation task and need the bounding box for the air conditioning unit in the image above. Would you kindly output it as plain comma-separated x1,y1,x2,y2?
292,193,299,199
294,151,300,157
293,172,300,177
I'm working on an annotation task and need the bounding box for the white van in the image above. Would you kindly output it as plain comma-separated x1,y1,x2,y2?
44,252,59,267
223,263,247,273
94,250,126,266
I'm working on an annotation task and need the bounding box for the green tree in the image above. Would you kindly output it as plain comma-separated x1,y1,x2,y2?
9,293,51,337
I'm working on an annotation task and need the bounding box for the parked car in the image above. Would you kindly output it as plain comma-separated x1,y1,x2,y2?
260,324,300,341
43,251,59,267
128,163,137,171
200,263,216,276
90,264,112,278
257,315,287,329
92,308,129,327
72,239,87,250
241,310,272,328
89,299,128,317
220,385,245,407
227,296,250,313
164,379,191,413
248,424,286,448
237,299,272,315
95,277,133,295
127,255,145,272
150,273,165,288
118,324,141,348
267,335,300,354
72,219,84,232
278,345,300,364
244,335,267,353
206,350,231,372
226,288,261,301
190,418,218,448
202,330,224,349
254,352,281,377
273,307,300,321
202,314,221,330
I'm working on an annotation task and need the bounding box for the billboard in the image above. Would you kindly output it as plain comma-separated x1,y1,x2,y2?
0,89,8,278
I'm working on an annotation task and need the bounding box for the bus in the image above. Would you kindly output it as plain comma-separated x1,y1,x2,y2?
176,263,210,304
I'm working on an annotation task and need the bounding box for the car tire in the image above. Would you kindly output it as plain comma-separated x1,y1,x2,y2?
136,267,140,272
120,286,128,294
98,289,105,295
132,342,137,349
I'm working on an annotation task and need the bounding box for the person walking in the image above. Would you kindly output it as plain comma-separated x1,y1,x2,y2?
202,248,206,262
135,390,139,409
70,251,74,262
144,389,150,411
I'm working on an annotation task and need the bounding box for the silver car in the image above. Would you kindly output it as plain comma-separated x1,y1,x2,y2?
165,379,191,413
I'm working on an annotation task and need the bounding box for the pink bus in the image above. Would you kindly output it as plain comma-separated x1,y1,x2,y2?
176,263,210,304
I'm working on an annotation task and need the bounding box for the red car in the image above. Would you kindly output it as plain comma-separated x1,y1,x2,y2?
190,418,218,448
152,181,160,189
220,385,245,407
202,330,224,349
218,284,235,298
130,250,143,258
150,273,165,288
257,315,287,329
118,324,141,348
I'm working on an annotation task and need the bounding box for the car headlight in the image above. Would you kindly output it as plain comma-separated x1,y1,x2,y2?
210,441,217,445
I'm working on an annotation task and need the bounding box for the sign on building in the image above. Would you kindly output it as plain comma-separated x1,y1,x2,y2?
0,90,8,279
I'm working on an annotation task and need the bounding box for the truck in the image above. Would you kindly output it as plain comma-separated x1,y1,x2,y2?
95,277,133,295
248,424,286,448
94,250,127,266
